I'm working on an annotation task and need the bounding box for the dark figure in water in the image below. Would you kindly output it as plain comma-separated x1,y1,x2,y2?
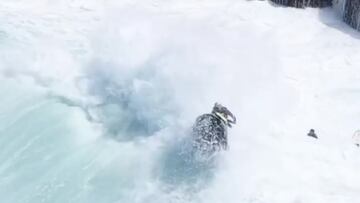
307,129,318,139
192,103,236,154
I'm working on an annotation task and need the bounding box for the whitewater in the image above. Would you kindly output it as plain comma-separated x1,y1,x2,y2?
0,0,360,202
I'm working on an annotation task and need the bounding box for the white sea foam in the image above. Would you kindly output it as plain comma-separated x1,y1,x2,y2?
0,1,359,202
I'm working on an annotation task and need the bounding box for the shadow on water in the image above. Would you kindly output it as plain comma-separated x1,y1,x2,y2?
53,60,178,142
157,132,220,195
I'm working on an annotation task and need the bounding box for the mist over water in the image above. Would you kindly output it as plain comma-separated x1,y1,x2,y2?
0,4,280,201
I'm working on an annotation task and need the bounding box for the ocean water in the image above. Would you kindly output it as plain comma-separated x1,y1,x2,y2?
0,1,360,203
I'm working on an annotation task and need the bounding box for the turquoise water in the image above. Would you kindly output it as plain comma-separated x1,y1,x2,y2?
0,78,210,203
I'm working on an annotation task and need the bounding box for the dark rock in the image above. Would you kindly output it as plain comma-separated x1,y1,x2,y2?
307,129,318,139
343,0,360,30
270,0,332,8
